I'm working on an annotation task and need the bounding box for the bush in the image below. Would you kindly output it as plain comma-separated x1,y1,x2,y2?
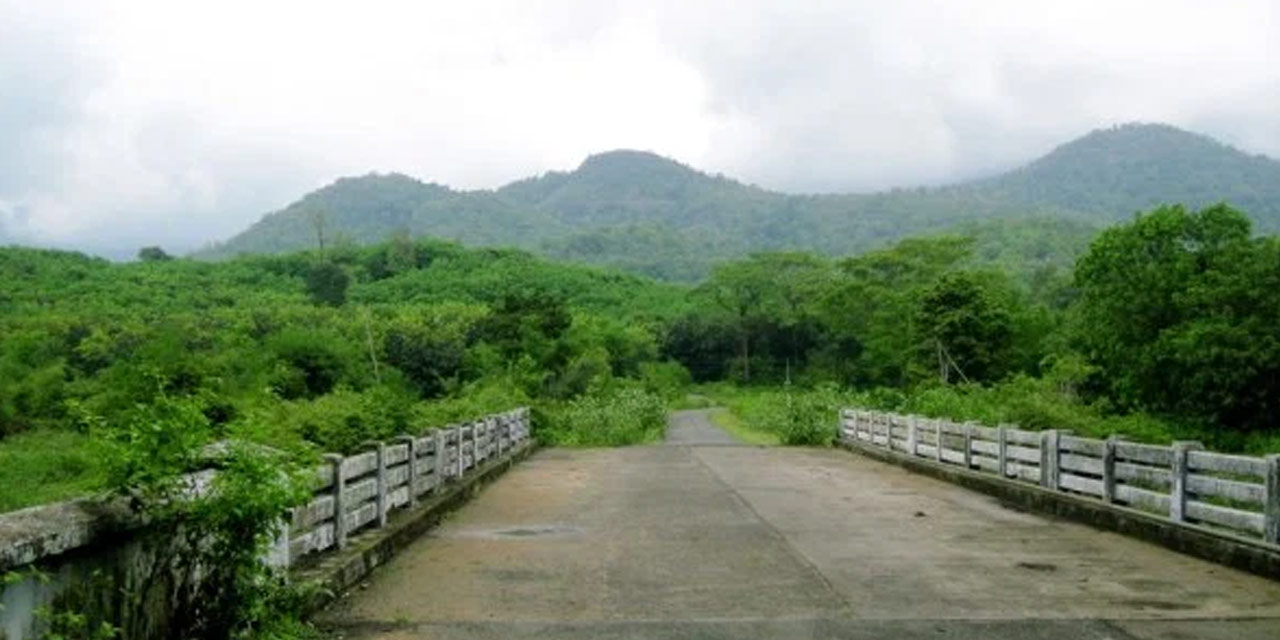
740,386,842,445
305,261,349,307
268,329,351,399
541,386,667,446
708,384,848,446
638,360,692,401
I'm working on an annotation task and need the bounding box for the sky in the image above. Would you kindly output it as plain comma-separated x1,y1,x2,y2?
1,0,1277,257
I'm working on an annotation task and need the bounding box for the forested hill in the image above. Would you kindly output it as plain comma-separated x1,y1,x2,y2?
971,123,1280,219
194,123,1280,279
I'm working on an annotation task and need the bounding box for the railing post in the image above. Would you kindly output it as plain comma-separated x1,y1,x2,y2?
934,419,943,462
997,425,1009,478
1170,441,1202,523
433,428,447,486
907,415,918,457
1040,430,1060,489
1102,436,1118,503
483,418,492,461
962,421,973,470
267,519,291,568
325,453,348,549
497,415,507,456
365,440,388,528
397,435,418,507
453,426,463,476
1264,454,1279,544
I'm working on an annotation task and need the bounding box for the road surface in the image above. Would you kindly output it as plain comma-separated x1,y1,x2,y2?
318,409,1280,639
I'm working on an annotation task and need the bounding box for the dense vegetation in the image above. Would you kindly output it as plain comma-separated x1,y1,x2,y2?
197,124,1280,281
8,199,1280,518
661,204,1280,454
0,239,690,512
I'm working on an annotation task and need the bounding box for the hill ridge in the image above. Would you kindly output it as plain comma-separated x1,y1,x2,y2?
195,123,1280,279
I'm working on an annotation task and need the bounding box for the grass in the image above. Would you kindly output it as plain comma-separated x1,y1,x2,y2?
538,386,669,447
696,383,841,446
0,430,106,513
670,393,715,410
707,407,780,445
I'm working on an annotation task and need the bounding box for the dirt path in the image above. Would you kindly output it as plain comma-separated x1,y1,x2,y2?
317,411,1280,639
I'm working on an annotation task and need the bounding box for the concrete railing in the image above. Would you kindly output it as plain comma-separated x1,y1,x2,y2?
276,407,531,566
0,407,532,640
270,404,529,565
839,409,1280,546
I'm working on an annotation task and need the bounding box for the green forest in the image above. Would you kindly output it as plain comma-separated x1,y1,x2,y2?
5,201,1280,516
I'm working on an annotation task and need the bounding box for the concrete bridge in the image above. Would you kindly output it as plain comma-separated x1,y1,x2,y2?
317,410,1280,639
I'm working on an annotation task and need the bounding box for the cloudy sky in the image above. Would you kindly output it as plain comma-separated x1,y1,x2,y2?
1,0,1277,257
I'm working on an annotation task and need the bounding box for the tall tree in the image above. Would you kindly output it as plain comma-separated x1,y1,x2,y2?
1073,203,1280,431
700,258,773,382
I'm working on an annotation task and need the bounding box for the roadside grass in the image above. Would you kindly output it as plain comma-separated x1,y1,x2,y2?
707,407,780,445
538,386,669,447
670,393,715,410
0,430,105,513
697,383,840,446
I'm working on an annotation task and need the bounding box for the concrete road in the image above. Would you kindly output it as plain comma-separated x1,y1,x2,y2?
318,410,1280,639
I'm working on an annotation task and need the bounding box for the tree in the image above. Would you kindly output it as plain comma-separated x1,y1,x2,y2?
816,236,973,386
137,246,173,262
383,328,464,398
474,291,572,365
1073,203,1280,431
700,259,770,382
916,271,1013,384
305,261,349,306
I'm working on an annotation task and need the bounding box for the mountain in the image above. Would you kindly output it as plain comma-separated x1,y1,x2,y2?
195,123,1280,279
974,123,1280,220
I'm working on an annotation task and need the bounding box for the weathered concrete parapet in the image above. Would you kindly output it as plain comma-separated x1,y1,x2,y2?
0,499,136,573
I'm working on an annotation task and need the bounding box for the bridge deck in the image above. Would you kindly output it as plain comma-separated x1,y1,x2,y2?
318,410,1280,639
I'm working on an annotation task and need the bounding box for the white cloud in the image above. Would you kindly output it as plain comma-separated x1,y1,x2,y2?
0,0,1277,254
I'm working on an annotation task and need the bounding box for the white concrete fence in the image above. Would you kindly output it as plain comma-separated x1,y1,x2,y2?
273,406,532,567
839,409,1280,545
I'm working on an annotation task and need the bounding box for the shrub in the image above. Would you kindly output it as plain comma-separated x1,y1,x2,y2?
305,261,349,307
638,360,692,401
541,386,667,446
268,329,350,399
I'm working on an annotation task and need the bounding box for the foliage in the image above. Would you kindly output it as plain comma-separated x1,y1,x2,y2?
0,430,103,513
706,407,780,446
136,246,173,262
94,394,313,640
540,386,668,446
707,384,846,446
915,271,1014,384
33,605,119,640
0,239,691,511
1073,204,1280,432
304,261,349,306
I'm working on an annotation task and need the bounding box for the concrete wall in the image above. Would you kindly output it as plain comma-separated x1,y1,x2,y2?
838,408,1280,581
0,408,532,640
